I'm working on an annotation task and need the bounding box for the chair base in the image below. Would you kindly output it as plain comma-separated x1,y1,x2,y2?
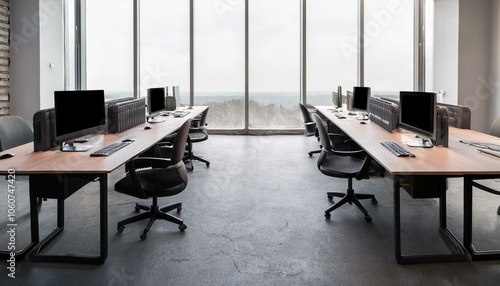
308,149,321,157
117,199,186,240
185,154,210,170
325,187,377,222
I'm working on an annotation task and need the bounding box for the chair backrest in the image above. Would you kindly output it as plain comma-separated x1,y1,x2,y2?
299,103,317,136
299,103,314,123
0,116,33,151
313,113,332,151
489,117,500,138
194,107,209,127
171,119,192,163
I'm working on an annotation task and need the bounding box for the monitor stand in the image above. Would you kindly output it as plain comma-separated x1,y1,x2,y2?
147,117,165,123
60,142,93,152
405,139,433,148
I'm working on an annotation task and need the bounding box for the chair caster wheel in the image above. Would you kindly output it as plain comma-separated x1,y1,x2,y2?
177,206,182,212
117,225,125,233
371,198,378,204
140,233,147,241
206,163,210,167
179,224,187,231
497,205,500,215
327,195,333,200
324,213,331,219
135,206,140,213
308,152,313,157
364,216,372,222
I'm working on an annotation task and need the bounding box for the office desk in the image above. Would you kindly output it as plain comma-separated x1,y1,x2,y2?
0,106,207,264
316,106,500,264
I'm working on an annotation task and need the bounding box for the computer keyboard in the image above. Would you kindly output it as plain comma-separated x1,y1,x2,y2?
173,111,190,118
335,113,347,119
90,142,131,157
380,141,415,157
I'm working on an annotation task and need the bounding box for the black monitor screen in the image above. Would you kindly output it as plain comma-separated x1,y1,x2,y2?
147,87,166,116
54,90,106,143
352,87,370,112
399,91,437,142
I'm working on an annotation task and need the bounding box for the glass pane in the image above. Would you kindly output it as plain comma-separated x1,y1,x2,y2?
194,0,245,129
364,0,414,98
249,0,302,129
64,0,76,90
86,0,134,100
307,0,357,106
140,0,190,105
425,0,434,93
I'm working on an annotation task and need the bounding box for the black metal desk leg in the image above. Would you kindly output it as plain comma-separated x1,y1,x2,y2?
30,174,108,264
464,176,500,260
394,176,468,264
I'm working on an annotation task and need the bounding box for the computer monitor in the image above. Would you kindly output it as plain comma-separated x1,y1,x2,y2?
399,91,437,148
147,87,166,123
351,86,370,120
54,90,106,151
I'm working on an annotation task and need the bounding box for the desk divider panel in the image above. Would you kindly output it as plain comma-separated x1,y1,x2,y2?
107,98,146,133
368,97,399,132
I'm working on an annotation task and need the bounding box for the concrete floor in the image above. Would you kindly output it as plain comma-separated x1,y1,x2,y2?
1,135,500,285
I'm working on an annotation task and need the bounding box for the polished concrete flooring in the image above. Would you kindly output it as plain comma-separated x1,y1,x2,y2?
1,135,500,285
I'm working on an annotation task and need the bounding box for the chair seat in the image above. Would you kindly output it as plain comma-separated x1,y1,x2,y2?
189,130,208,142
115,168,186,199
319,154,365,178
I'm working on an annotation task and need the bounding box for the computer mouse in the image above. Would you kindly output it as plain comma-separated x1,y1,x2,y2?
359,121,366,124
122,139,135,143
144,126,151,130
0,153,15,159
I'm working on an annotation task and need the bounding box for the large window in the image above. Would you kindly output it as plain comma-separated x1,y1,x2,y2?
72,1,426,131
194,0,245,129
306,0,358,106
249,0,302,129
364,0,414,97
86,0,134,99
140,0,190,104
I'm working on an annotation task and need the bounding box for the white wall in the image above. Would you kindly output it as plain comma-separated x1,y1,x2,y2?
432,0,459,106
10,0,64,121
458,0,492,132
433,0,495,132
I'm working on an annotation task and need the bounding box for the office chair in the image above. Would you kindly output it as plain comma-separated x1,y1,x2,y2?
472,116,500,215
313,113,377,222
299,103,362,156
185,107,210,170
299,103,321,156
114,119,191,240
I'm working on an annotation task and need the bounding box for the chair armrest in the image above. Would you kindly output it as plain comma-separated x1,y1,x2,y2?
323,148,366,157
131,157,176,170
328,133,361,151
